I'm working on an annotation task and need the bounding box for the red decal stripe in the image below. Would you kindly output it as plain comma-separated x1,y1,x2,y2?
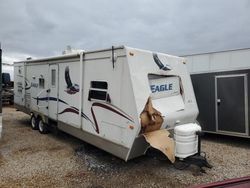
92,102,134,123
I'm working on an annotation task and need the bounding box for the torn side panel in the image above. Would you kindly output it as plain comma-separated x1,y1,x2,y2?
140,97,164,133
143,129,175,163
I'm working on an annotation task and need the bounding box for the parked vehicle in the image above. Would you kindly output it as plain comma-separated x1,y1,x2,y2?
2,72,14,105
14,46,201,161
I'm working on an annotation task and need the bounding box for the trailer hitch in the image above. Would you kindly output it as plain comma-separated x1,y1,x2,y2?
174,131,212,173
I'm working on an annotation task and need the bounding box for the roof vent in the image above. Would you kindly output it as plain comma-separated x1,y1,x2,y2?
62,45,84,55
62,45,72,55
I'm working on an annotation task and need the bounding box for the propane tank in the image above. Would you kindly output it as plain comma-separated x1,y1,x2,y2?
174,123,201,159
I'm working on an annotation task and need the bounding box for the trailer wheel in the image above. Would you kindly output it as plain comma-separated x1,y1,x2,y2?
38,118,49,134
31,115,38,130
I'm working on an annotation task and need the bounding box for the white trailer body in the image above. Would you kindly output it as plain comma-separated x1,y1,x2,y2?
14,46,199,161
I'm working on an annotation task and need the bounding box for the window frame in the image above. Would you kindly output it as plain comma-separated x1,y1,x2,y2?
88,81,109,102
51,69,56,87
39,78,45,89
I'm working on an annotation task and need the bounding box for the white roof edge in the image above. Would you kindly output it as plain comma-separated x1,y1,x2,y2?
15,53,80,64
14,45,125,64
125,46,184,59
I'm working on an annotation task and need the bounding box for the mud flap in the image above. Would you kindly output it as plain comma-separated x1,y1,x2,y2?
143,129,175,163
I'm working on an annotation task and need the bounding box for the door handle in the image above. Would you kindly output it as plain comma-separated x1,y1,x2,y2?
217,99,221,105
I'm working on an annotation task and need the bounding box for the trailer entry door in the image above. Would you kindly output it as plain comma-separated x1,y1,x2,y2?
49,64,59,120
215,74,248,135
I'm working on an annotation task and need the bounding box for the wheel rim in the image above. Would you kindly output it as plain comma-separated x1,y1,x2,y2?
31,116,36,128
39,120,44,132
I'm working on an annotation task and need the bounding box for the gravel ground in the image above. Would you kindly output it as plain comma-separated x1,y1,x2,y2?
0,106,249,187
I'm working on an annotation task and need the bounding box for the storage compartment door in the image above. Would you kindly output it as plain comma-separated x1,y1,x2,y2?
215,74,248,135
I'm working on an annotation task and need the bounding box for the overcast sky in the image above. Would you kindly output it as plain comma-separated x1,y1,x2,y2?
1,0,250,63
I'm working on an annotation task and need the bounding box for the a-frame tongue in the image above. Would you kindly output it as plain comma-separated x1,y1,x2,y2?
143,129,175,163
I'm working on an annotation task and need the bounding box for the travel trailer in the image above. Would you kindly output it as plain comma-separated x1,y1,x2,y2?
14,46,201,161
184,48,250,138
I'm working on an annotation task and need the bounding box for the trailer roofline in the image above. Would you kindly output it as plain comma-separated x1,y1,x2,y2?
14,45,125,64
85,45,125,54
14,53,80,64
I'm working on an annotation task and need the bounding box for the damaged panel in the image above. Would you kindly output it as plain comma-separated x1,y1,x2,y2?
143,129,175,163
140,97,163,133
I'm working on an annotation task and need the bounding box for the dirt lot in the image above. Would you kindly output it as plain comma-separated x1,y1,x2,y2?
0,106,249,187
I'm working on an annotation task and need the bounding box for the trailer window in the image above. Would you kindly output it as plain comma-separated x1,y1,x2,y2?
39,78,45,89
91,81,108,89
88,81,109,101
51,69,56,86
88,90,107,101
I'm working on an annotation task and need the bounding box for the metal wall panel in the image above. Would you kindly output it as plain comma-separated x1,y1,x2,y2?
231,50,250,69
210,53,230,71
191,74,216,132
191,69,250,137
192,55,210,73
185,48,250,74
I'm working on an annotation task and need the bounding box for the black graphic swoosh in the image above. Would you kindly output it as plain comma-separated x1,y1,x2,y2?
153,53,171,71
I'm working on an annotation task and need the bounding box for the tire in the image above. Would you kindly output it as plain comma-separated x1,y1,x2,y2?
38,118,49,134
31,115,38,130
